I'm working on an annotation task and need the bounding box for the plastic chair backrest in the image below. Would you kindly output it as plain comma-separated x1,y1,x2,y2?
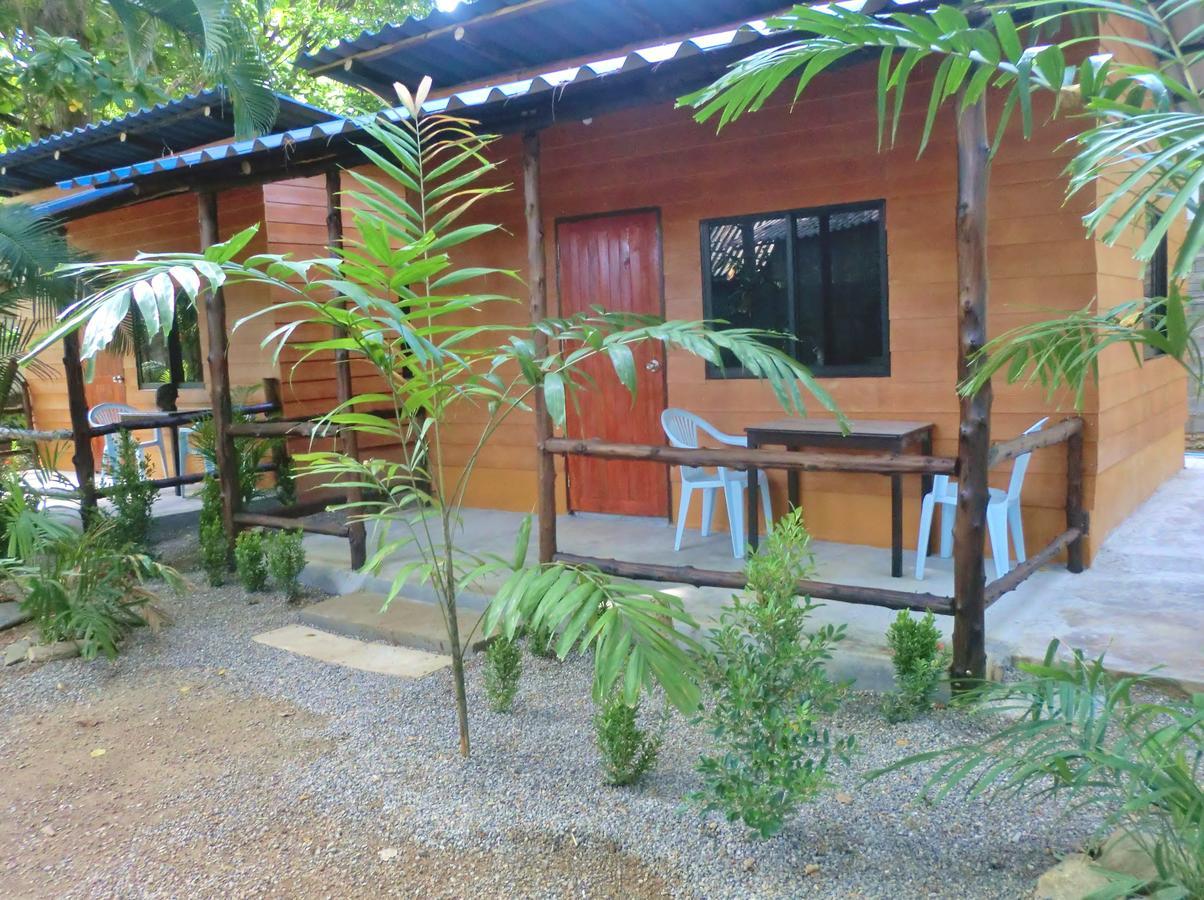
661,408,702,450
87,402,137,428
1006,417,1050,501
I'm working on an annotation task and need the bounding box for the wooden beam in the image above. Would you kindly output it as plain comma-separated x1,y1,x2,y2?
988,416,1083,466
524,130,558,565
326,167,367,570
232,511,350,538
554,553,954,614
983,527,1083,605
61,330,97,522
951,93,992,686
198,190,241,562
542,437,956,475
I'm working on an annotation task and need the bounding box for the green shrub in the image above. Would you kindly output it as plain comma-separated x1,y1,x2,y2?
691,508,853,838
483,634,522,712
233,529,267,592
525,623,558,659
266,529,306,601
882,609,951,722
880,640,1203,897
106,431,157,550
198,476,228,586
11,518,181,660
594,692,661,786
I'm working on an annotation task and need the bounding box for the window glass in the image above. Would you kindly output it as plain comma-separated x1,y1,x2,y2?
704,201,888,377
133,294,205,388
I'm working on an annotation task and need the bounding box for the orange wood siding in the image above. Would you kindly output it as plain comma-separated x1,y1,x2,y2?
28,188,276,475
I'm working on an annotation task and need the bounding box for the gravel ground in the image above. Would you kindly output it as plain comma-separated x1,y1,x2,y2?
0,527,1104,898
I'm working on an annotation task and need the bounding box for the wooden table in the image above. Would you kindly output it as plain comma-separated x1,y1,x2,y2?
744,418,936,577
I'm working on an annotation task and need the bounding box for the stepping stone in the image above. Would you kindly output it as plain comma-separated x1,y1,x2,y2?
252,625,451,678
0,602,30,631
298,591,483,655
27,640,81,663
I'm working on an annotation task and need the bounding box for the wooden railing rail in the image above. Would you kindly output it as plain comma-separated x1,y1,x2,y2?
988,416,1083,467
541,438,957,476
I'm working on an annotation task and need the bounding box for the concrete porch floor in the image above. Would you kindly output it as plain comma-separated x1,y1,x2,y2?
300,458,1201,692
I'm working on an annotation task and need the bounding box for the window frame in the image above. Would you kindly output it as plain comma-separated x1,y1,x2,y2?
700,199,890,379
132,306,205,390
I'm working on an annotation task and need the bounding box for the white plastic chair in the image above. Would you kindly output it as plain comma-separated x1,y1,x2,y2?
661,408,772,559
87,402,170,476
915,417,1049,580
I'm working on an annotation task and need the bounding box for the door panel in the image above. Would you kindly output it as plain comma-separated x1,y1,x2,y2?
84,350,127,470
557,210,668,517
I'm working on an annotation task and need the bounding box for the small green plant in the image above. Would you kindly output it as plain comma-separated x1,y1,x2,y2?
106,430,157,550
882,609,950,723
594,692,662,787
525,623,558,659
233,529,267,592
8,518,181,660
879,640,1203,897
483,634,522,712
691,509,854,838
265,529,306,600
197,476,227,586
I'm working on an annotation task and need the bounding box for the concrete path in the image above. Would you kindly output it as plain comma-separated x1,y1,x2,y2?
252,625,451,678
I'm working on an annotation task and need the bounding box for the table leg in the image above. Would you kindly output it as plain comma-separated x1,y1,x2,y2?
919,432,934,556
891,473,903,577
170,425,183,497
787,447,800,511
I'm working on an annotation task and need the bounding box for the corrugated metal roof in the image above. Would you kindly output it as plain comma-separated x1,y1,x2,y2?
61,21,776,191
0,89,338,196
33,184,136,218
296,0,796,96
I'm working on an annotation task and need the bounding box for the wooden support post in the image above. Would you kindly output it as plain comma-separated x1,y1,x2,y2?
198,191,241,561
951,94,992,686
325,168,367,570
1065,427,1086,573
61,330,97,523
524,129,557,565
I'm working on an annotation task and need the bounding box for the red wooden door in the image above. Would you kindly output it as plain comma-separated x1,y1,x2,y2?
84,351,127,469
557,210,668,517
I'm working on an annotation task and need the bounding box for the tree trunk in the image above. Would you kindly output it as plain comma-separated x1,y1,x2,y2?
952,94,992,688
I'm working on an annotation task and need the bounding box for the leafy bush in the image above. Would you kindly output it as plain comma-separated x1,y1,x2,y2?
881,640,1203,897
483,634,522,712
525,623,558,659
9,519,181,660
266,529,306,600
594,692,662,787
882,609,950,722
691,509,854,838
233,529,267,592
105,430,157,550
198,476,227,586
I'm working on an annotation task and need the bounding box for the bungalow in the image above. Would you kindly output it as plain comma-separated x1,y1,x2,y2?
2,1,1186,648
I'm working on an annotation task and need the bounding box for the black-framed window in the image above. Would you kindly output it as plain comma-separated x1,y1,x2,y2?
701,200,889,378
133,296,204,388
1143,206,1170,360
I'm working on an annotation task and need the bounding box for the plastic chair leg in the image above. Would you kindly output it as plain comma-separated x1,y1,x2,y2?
758,479,773,535
700,487,715,538
938,502,955,558
1007,501,1027,563
724,483,745,559
915,492,935,580
987,504,1010,579
674,483,692,552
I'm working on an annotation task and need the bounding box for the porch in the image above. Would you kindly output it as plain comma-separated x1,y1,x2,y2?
299,455,1204,693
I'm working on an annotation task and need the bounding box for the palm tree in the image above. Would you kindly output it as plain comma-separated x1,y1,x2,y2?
684,0,1203,402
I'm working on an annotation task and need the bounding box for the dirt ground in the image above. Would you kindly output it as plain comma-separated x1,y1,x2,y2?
0,673,669,899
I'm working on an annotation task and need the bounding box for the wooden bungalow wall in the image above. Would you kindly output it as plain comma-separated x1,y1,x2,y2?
28,187,279,476
254,59,1181,562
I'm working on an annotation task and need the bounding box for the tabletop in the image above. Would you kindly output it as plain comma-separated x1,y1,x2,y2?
745,418,934,439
